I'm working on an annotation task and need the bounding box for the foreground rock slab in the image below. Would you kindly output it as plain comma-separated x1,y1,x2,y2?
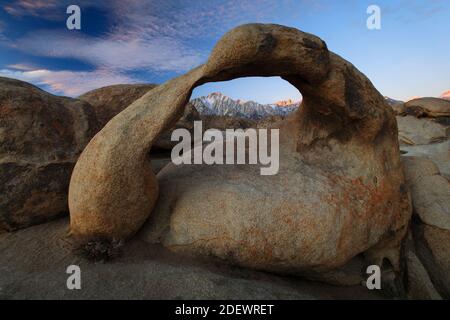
0,219,385,300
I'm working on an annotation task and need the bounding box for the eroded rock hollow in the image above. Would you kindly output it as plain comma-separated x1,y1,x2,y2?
68,24,411,274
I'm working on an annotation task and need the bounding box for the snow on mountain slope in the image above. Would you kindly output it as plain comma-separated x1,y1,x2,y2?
190,92,300,120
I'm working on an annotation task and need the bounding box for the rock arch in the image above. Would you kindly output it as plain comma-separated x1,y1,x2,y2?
68,24,411,272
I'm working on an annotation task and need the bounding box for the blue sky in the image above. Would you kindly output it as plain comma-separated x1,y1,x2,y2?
0,0,448,103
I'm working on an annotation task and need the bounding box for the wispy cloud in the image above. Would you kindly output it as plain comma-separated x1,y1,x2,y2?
0,67,137,96
7,63,37,71
6,0,316,72
1,0,326,95
441,90,450,99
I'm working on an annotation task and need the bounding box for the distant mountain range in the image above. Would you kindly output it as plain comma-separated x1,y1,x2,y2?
190,92,300,120
189,94,446,120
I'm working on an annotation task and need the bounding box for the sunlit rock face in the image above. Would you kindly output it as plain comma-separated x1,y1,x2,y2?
440,90,450,100
0,77,99,232
191,92,299,120
68,24,411,275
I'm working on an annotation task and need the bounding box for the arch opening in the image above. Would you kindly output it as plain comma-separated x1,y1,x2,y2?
150,76,303,164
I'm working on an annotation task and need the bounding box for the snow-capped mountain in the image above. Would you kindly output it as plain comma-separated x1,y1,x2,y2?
190,92,300,120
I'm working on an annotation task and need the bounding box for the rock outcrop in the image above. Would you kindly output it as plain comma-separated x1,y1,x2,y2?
402,157,450,230
0,218,385,299
0,77,98,232
404,232,442,300
396,98,450,179
79,84,158,129
401,142,450,181
68,24,411,276
402,156,450,299
191,92,298,120
397,116,448,146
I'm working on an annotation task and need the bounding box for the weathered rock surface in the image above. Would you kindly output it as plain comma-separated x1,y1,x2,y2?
79,84,158,128
397,115,448,145
0,219,386,300
401,141,450,180
150,153,172,173
405,247,442,300
401,157,449,299
404,97,450,118
0,77,98,232
392,104,406,115
153,103,201,150
413,223,450,299
385,97,405,115
396,100,449,180
402,157,450,230
403,230,441,300
69,24,411,276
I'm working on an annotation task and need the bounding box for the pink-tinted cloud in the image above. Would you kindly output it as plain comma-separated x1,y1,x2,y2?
441,90,450,100
8,0,316,74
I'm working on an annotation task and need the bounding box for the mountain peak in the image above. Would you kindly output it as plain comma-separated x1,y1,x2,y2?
274,99,300,107
191,93,299,120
